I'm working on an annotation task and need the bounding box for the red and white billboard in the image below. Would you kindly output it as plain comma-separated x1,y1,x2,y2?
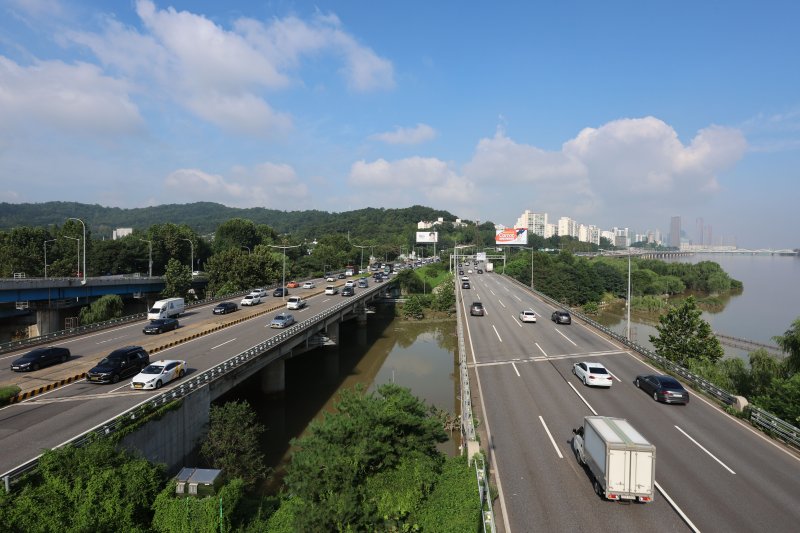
416,231,438,243
495,228,528,246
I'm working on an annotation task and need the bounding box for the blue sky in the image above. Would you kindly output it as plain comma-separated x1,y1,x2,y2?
1,0,798,247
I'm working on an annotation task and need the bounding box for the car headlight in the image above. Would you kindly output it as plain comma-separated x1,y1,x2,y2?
17,362,30,367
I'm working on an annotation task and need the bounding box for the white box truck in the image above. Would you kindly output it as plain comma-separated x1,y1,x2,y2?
148,297,185,320
486,262,494,272
572,416,655,503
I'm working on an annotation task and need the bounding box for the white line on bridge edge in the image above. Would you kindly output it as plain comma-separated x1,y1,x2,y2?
567,382,598,416
211,338,237,350
553,327,578,346
539,416,563,459
511,362,520,377
674,425,736,474
492,325,503,342
655,481,702,533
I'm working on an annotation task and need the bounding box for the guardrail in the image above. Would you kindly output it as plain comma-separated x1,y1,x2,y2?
502,274,800,450
1,281,392,491
455,278,495,533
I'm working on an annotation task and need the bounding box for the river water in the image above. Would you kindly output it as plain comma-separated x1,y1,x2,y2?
214,304,459,489
594,253,800,359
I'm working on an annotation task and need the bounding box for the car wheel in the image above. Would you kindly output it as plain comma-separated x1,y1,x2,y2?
583,376,587,386
111,374,120,384
178,369,185,378
32,363,40,371
593,479,603,497
155,380,162,389
635,378,640,388
572,366,576,375
653,392,659,402
61,354,68,363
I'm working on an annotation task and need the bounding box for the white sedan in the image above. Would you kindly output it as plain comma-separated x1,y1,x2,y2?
519,309,537,323
324,285,339,295
302,281,316,289
326,276,336,282
572,361,613,388
131,360,187,390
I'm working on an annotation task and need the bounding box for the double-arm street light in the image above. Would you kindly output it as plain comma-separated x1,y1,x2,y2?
43,239,57,279
181,238,194,275
140,239,153,278
67,218,86,284
268,243,303,300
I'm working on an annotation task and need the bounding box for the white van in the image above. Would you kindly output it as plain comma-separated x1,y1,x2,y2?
148,298,185,320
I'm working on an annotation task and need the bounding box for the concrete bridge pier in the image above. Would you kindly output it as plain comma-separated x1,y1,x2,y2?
326,321,340,345
355,306,368,327
260,359,286,399
33,306,63,337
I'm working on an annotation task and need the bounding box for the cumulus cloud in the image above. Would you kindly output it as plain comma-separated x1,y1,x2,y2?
64,2,393,134
0,56,144,135
371,123,437,145
463,117,746,224
348,156,475,207
164,162,310,208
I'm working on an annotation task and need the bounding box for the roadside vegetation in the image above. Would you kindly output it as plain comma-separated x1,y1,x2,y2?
0,386,479,532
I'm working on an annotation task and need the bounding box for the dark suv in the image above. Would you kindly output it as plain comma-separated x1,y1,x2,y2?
11,346,71,372
213,302,238,315
470,302,485,316
551,310,572,325
87,346,150,384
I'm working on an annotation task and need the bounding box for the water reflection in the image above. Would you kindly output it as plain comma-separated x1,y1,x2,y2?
213,304,459,493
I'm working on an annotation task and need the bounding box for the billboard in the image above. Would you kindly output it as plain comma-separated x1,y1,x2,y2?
495,228,528,246
416,231,438,243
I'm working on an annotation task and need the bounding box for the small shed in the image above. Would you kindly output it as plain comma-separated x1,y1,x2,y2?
175,467,223,497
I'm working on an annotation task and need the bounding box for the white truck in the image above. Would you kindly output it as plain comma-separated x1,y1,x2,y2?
286,296,306,310
572,416,655,503
148,297,185,320
486,262,494,272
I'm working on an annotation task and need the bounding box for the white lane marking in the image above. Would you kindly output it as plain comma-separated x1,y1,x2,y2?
513,316,522,327
511,362,520,377
490,289,496,296
655,481,702,533
322,298,331,302
674,425,736,475
498,300,506,309
513,294,522,302
567,382,598,415
492,325,503,342
96,335,128,345
608,371,622,382
211,338,237,350
539,416,563,459
554,327,578,346
535,343,547,357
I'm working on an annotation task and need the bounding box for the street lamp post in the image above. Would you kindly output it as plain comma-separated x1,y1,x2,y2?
627,252,631,340
67,218,86,284
181,238,194,275
241,245,251,254
140,239,153,278
64,236,80,278
268,243,303,300
43,239,57,279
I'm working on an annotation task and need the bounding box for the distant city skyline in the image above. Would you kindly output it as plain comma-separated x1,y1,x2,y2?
1,1,798,248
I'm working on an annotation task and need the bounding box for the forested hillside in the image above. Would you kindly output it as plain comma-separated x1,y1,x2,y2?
0,202,463,240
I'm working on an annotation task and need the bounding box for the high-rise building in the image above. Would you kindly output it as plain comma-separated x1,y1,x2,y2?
669,216,681,248
516,210,548,236
558,217,578,239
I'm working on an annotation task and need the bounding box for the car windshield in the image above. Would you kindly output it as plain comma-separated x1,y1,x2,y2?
98,357,120,366
141,365,164,374
275,315,287,320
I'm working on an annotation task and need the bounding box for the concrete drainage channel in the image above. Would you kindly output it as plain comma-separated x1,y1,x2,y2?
6,294,320,404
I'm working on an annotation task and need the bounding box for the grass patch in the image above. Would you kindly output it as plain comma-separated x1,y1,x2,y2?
0,385,22,406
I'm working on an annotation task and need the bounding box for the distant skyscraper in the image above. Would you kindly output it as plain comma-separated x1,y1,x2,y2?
696,217,704,245
670,216,681,248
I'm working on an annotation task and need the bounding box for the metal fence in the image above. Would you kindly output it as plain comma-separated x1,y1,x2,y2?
2,282,389,491
503,274,800,450
455,278,496,533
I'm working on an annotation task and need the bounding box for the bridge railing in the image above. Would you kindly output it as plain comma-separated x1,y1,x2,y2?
503,274,800,449
2,281,391,492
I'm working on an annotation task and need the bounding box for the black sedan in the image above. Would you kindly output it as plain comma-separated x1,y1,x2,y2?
273,287,289,297
341,286,355,296
213,302,238,315
551,310,572,324
635,374,690,404
143,318,180,334
11,346,71,372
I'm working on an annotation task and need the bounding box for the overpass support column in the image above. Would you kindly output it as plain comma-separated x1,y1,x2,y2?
326,321,340,346
260,359,285,399
356,306,368,327
34,306,62,336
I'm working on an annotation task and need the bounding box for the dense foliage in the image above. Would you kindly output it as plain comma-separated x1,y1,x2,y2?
650,296,724,365
270,384,478,531
151,478,246,533
79,294,124,325
0,440,165,532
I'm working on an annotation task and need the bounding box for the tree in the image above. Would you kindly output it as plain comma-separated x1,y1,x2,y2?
79,294,124,325
200,400,269,487
162,257,192,299
649,296,724,365
0,439,164,532
403,295,425,319
773,317,800,375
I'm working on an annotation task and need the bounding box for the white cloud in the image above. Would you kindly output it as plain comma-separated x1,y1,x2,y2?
371,123,437,145
0,56,144,135
164,162,311,208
